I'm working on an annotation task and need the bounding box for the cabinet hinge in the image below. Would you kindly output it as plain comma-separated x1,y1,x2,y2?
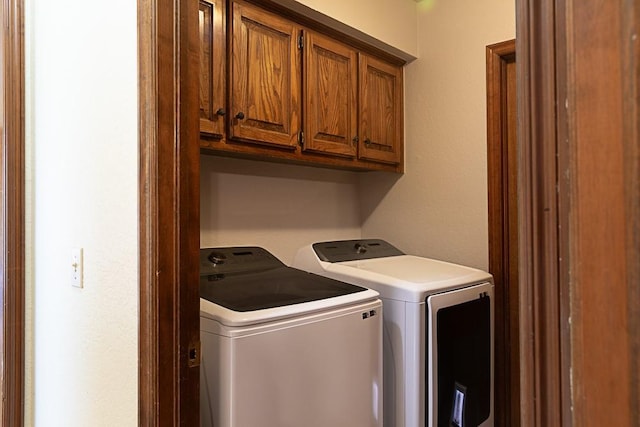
298,34,304,50
298,131,305,146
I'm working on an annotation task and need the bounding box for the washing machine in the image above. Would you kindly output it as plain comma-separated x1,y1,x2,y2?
293,239,494,427
199,246,383,427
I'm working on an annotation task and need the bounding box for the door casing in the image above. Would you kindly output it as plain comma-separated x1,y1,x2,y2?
138,0,201,424
486,38,519,427
1,0,25,425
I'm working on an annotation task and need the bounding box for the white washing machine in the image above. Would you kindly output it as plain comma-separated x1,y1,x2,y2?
199,246,383,427
294,239,494,427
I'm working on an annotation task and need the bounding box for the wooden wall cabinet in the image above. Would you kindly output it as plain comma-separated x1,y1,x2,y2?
229,1,301,149
359,54,403,165
199,0,226,139
200,0,405,172
303,31,358,159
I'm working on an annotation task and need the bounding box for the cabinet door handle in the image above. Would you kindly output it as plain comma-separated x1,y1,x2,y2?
216,108,226,116
364,138,371,146
352,136,359,145
235,112,245,120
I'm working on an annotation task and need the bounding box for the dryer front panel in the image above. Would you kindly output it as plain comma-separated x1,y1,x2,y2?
427,282,494,427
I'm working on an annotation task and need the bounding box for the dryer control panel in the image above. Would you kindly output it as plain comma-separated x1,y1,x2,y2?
312,239,404,263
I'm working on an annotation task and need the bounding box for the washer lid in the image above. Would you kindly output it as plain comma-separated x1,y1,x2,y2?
200,247,369,312
200,266,368,312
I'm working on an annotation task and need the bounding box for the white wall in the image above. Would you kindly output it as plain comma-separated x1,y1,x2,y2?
360,0,516,270
26,0,138,425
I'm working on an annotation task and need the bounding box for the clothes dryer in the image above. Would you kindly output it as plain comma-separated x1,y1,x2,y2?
294,239,493,427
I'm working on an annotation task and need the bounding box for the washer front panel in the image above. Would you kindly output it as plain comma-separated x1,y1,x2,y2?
201,299,383,427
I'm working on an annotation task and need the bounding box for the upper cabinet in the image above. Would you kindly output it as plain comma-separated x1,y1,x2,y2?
303,31,358,159
199,0,226,139
229,2,301,149
200,0,405,173
358,54,403,165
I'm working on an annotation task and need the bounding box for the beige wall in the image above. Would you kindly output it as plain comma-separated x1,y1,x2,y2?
295,0,418,58
200,156,362,265
360,0,516,270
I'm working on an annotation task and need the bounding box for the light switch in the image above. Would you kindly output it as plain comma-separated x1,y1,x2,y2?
71,248,83,288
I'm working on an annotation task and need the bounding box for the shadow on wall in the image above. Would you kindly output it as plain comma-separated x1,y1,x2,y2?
357,170,403,224
199,155,367,252
199,154,404,261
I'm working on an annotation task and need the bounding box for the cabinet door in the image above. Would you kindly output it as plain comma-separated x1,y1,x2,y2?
303,31,357,158
199,0,226,139
359,54,403,165
229,1,301,149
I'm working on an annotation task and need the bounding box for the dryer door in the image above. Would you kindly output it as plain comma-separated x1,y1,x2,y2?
427,282,494,427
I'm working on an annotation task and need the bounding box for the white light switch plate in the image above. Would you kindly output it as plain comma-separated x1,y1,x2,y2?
72,248,83,288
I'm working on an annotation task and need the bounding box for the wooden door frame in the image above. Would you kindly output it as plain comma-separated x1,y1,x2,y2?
516,0,571,424
517,0,640,425
562,0,639,424
138,0,201,424
622,4,640,421
486,38,518,427
1,0,25,425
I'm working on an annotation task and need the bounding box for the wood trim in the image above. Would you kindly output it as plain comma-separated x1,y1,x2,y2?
516,0,568,425
554,3,573,426
621,2,640,421
486,38,518,427
565,0,635,424
518,0,639,425
1,0,25,424
138,0,201,424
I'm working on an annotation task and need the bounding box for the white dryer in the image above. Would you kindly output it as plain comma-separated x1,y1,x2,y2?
294,239,494,427
200,246,383,427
